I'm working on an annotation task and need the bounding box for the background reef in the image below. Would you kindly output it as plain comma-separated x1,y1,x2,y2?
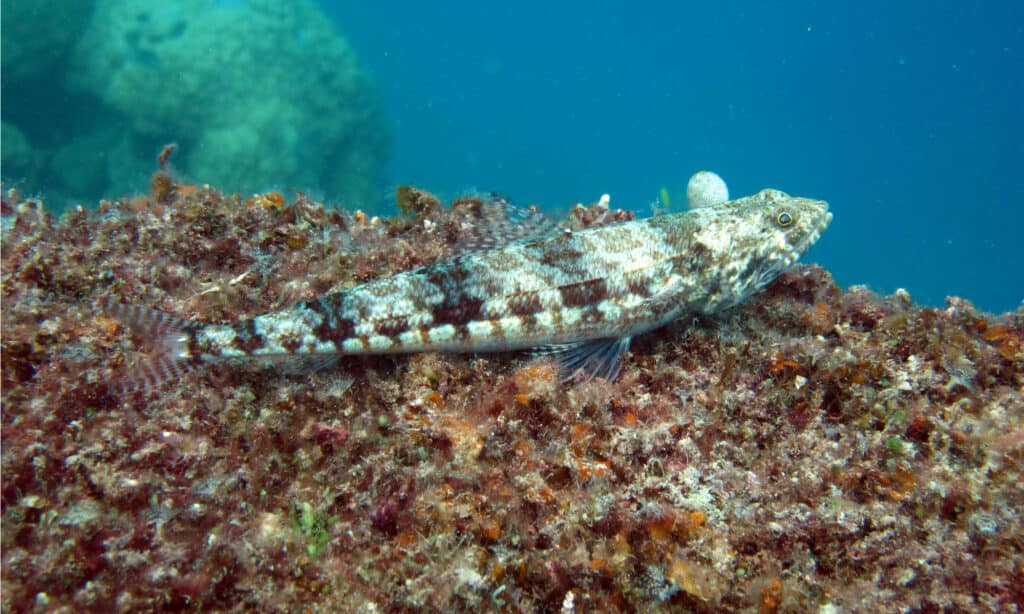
1,0,389,211
2,179,1022,612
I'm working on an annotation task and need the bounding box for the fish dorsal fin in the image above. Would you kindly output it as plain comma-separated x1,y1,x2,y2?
451,193,556,255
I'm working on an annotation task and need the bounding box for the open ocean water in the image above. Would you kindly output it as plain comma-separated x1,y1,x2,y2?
322,1,1023,314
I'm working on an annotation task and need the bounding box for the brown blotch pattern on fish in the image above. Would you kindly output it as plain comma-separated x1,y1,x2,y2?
507,292,545,316
281,335,302,354
559,278,609,308
374,316,411,338
232,320,267,354
431,297,484,326
539,243,584,268
313,312,356,348
624,271,654,298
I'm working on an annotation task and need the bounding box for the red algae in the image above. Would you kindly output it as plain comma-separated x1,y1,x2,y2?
2,183,1023,612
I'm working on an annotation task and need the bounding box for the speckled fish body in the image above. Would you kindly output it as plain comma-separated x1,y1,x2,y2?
113,189,831,387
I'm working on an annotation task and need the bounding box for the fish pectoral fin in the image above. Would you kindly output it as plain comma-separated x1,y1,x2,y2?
533,336,632,383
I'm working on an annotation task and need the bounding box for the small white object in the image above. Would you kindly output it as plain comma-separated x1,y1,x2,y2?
686,170,729,209
561,590,576,613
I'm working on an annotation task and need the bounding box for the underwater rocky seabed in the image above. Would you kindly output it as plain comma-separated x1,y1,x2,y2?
1,178,1022,613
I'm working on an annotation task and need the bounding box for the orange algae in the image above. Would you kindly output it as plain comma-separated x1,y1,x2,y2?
647,509,705,544
422,390,444,409
982,324,1023,361
881,469,917,501
664,557,717,602
803,300,834,334
575,458,611,480
759,577,784,614
246,191,287,210
478,518,501,542
768,352,801,373
513,362,559,403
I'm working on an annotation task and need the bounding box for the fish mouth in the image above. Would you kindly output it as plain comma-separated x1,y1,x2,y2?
790,200,832,261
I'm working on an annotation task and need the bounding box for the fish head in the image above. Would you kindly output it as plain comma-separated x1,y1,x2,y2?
690,189,832,311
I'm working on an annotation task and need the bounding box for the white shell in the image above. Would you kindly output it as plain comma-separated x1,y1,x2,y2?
686,170,729,209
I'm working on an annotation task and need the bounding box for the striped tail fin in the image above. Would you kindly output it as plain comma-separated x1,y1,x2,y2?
106,304,202,391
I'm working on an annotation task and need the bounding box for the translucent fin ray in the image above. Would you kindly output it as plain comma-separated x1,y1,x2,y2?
533,336,632,383
453,193,556,255
267,353,341,375
106,304,200,392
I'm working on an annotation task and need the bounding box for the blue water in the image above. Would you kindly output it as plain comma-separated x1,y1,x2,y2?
321,1,1023,314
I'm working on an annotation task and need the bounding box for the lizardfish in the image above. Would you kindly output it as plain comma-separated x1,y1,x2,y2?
109,188,830,388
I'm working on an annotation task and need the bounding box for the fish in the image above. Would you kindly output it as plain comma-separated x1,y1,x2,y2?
109,188,831,389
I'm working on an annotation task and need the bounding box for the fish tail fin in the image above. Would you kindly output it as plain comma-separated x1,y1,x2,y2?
106,303,203,392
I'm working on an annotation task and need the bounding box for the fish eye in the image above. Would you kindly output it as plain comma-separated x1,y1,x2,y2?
776,211,793,227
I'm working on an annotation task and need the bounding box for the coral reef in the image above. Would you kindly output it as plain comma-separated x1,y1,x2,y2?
2,178,1022,612
2,0,388,210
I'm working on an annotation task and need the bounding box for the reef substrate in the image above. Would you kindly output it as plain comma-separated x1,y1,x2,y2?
2,184,1022,612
